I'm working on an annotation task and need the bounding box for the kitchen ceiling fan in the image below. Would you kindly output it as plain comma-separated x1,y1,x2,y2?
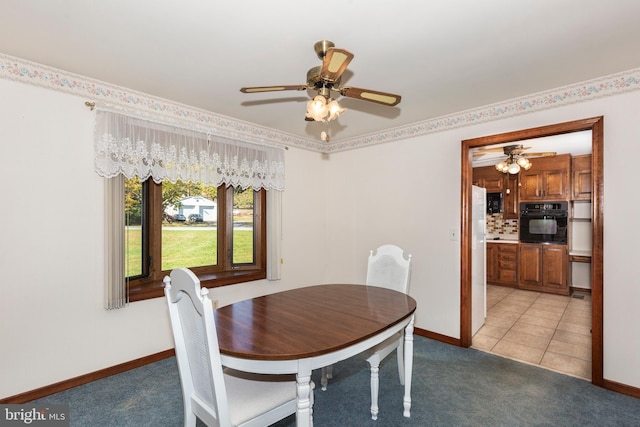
474,144,557,174
240,40,401,141
473,144,557,159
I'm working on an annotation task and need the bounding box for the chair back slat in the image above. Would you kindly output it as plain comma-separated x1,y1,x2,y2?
366,244,412,294
164,268,230,427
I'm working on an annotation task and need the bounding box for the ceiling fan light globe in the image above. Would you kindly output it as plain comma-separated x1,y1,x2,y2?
313,95,327,104
307,97,329,121
507,163,521,174
517,157,530,168
327,100,345,121
495,161,507,172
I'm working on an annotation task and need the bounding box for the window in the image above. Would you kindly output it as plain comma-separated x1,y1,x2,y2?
125,178,266,301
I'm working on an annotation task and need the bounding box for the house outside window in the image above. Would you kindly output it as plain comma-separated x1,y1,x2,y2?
125,178,266,302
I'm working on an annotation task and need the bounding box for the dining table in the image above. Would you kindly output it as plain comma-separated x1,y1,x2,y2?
214,283,417,427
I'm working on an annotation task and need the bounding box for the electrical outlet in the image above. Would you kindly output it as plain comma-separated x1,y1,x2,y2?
449,228,458,241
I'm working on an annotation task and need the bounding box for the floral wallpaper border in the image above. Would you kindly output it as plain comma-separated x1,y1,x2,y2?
2,52,639,154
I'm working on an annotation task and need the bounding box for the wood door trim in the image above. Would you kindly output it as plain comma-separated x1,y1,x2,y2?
460,116,604,386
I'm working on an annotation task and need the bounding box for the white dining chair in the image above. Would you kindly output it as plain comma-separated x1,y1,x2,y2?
163,268,303,427
321,244,412,421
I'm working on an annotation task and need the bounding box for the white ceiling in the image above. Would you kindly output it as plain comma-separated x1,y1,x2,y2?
471,130,592,167
2,1,640,146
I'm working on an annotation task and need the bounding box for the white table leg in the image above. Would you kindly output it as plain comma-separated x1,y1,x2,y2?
296,361,313,427
403,315,414,418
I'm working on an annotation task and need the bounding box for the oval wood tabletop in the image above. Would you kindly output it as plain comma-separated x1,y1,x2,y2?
214,284,417,360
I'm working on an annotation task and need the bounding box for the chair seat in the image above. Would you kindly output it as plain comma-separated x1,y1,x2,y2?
224,369,298,427
164,268,307,427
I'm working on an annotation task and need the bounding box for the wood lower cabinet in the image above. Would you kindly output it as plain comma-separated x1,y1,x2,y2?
486,242,518,286
518,243,569,295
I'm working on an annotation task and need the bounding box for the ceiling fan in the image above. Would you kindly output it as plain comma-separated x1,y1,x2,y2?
473,144,556,159
240,40,401,140
474,144,557,174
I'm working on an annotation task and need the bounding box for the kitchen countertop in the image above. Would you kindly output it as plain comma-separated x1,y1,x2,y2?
486,238,518,244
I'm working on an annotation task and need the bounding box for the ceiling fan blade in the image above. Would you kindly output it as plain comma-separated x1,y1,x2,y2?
510,146,533,155
320,48,354,82
340,87,401,106
523,152,557,158
240,85,308,93
476,146,508,154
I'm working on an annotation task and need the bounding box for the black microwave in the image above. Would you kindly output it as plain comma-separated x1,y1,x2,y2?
486,192,503,214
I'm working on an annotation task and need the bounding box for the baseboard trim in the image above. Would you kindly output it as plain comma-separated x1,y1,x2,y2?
0,349,175,404
570,286,592,295
604,378,640,399
4,335,640,404
414,326,460,346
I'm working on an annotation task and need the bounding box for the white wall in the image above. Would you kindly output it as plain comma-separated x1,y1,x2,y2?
325,89,640,389
324,134,463,337
0,78,329,398
2,76,640,398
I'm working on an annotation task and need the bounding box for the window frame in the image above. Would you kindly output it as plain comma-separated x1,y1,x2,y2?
127,180,267,302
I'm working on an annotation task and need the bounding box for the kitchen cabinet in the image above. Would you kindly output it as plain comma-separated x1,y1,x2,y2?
472,165,503,192
473,166,518,217
518,243,569,295
486,242,497,283
486,242,518,286
502,174,519,219
519,154,570,202
571,154,592,200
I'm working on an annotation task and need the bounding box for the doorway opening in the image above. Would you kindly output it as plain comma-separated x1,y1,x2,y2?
459,117,603,386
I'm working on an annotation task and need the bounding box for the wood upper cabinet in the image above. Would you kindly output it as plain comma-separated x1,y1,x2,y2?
518,243,569,295
487,242,518,286
472,165,503,192
502,174,519,219
473,166,519,217
572,154,592,200
519,154,571,202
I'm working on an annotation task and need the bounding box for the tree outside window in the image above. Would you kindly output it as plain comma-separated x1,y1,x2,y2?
125,178,266,301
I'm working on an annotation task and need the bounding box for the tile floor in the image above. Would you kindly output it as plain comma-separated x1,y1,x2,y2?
472,284,592,380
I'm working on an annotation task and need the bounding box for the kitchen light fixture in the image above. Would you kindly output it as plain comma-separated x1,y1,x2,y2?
495,151,532,174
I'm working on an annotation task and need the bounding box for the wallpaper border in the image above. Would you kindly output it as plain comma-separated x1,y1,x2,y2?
2,52,639,153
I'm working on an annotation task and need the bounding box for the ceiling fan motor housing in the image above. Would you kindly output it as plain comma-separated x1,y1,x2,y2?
314,40,335,60
306,66,340,91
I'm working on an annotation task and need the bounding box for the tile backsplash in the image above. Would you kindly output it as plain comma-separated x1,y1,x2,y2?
487,213,518,239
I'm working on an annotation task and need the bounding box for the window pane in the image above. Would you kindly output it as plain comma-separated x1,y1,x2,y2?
125,177,143,277
161,180,218,271
233,188,255,264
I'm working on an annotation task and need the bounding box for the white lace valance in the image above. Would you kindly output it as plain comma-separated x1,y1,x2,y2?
93,109,285,190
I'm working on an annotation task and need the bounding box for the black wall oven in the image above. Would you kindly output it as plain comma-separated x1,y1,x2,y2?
519,201,568,244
